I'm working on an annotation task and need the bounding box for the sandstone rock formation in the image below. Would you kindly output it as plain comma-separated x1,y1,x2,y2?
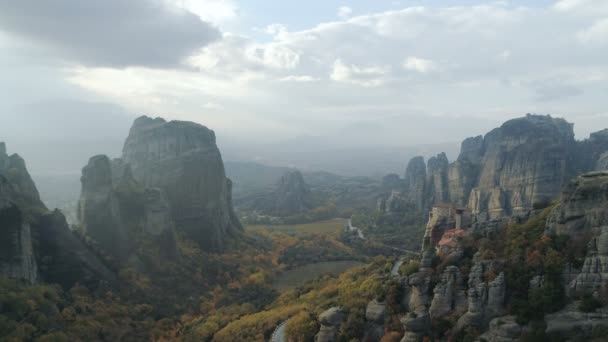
272,170,312,216
546,171,608,237
404,156,427,211
567,226,608,295
399,114,607,221
382,173,402,190
78,155,131,261
122,116,241,251
478,316,525,342
78,154,178,260
456,257,505,331
468,114,575,220
1,143,114,287
315,307,345,342
426,153,450,206
429,266,467,319
597,152,608,171
545,305,608,340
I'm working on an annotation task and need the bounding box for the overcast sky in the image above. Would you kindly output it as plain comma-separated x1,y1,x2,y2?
0,0,607,152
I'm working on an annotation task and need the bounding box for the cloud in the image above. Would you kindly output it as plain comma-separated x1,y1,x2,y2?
338,6,353,19
403,57,437,73
280,75,320,82
0,0,221,68
43,2,608,144
330,59,389,87
578,18,608,43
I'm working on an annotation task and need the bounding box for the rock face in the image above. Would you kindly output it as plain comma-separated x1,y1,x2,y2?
272,170,312,216
567,226,608,295
597,152,608,171
404,156,427,211
545,306,608,341
426,153,450,206
78,154,178,260
399,114,607,221
478,316,525,342
456,257,506,331
0,144,44,284
429,266,467,319
315,307,345,342
468,115,575,220
0,143,114,287
34,210,116,288
78,155,131,261
122,116,241,251
546,171,608,237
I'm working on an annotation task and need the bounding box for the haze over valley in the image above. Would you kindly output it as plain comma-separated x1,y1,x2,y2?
1,1,608,342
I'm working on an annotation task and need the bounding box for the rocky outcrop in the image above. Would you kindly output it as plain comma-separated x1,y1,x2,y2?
1,143,114,287
78,155,132,261
567,226,608,296
365,299,387,341
382,173,402,190
0,201,37,284
546,171,608,237
404,156,427,211
399,115,606,221
597,152,608,171
429,266,467,319
272,170,312,216
0,144,43,284
34,210,116,288
468,115,575,220
315,307,345,342
456,257,506,331
426,153,450,206
78,154,178,260
478,316,525,342
122,116,241,251
545,305,608,340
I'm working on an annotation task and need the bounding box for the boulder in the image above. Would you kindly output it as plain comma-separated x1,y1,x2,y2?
478,316,525,342
316,307,345,342
545,306,608,340
365,299,387,324
122,116,241,251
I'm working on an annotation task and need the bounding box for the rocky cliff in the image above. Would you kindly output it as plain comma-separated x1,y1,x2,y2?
1,143,114,287
77,154,178,260
271,170,312,216
122,116,241,251
400,114,608,220
546,171,608,237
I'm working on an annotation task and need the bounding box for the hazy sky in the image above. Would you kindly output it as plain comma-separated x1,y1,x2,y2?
0,0,607,150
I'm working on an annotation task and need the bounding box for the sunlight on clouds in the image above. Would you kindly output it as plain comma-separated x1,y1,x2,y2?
403,57,436,73
330,59,389,87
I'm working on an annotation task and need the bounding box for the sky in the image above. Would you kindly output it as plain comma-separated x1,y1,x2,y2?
0,0,607,171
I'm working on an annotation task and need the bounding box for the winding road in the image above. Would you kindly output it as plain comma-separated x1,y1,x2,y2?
271,321,287,342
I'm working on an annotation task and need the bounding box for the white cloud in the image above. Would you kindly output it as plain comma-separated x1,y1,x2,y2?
45,2,608,143
169,0,238,27
402,57,436,73
280,75,319,82
338,6,353,19
553,0,608,14
330,59,389,87
578,18,608,43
